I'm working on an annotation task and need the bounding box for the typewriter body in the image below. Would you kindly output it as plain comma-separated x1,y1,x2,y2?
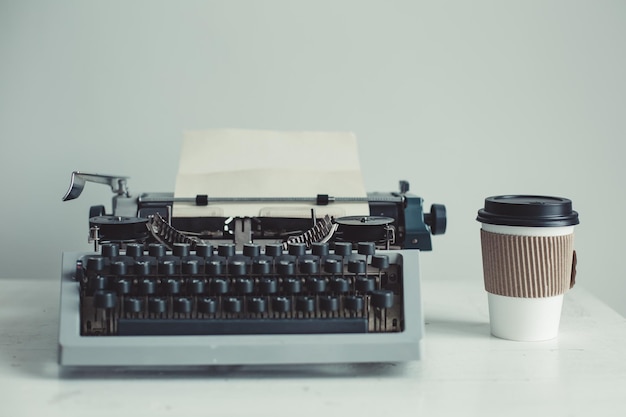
58,132,446,367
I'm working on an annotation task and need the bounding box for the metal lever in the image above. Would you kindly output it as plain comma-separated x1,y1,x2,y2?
62,171,130,201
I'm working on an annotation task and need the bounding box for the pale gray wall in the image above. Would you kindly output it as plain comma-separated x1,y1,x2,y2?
1,1,624,316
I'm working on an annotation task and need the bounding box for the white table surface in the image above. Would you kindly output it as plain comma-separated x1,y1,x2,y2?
1,277,624,417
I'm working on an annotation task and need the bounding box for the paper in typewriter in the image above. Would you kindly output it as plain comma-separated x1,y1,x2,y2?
173,129,370,218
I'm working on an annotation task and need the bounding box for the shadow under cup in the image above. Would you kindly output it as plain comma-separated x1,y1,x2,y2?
477,195,579,341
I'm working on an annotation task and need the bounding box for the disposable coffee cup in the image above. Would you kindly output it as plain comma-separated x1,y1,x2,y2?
477,195,579,341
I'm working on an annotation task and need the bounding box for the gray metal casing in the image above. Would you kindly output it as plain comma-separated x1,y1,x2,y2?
58,250,424,366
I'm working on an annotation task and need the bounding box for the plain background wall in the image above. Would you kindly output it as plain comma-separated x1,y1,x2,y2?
1,1,624,316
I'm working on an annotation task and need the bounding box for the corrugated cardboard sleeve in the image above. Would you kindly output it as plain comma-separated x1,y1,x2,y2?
480,230,575,298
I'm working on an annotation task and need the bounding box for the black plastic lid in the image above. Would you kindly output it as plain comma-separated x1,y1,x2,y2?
477,195,579,227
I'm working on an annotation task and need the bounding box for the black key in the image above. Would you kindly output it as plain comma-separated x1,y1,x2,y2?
140,278,157,295
148,297,167,314
295,296,315,313
329,277,349,293
210,278,229,295
248,297,266,313
319,295,339,312
224,297,242,313
371,290,394,309
272,296,291,313
283,277,302,294
355,276,375,293
94,290,117,309
258,277,278,294
305,277,326,293
344,295,364,312
198,297,217,314
174,297,192,314
124,297,144,314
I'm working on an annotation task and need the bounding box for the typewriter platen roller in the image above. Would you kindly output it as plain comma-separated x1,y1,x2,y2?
58,132,446,366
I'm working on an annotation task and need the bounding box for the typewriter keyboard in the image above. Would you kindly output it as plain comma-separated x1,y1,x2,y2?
77,242,404,336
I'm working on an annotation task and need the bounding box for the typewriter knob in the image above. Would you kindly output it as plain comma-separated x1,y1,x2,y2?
424,204,447,235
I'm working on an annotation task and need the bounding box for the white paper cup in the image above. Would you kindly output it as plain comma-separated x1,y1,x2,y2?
477,196,579,342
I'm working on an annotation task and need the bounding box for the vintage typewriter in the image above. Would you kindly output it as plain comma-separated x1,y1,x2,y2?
58,131,446,366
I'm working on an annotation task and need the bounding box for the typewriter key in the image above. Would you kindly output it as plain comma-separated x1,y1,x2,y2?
159,261,177,276
295,296,315,313
243,243,261,258
299,257,320,274
357,242,376,256
218,244,236,258
125,243,144,258
198,297,217,314
172,243,190,257
174,297,192,314
324,258,342,274
194,244,213,257
348,259,366,275
371,254,390,270
206,258,224,275
182,259,200,275
283,277,302,294
305,277,326,293
134,260,151,277
371,290,394,309
252,258,271,275
148,243,166,258
272,296,291,314
333,242,352,257
148,297,167,314
165,278,181,295
329,277,349,293
288,242,306,257
101,243,120,258
124,297,144,314
248,297,266,314
344,295,364,312
188,278,205,295
311,242,330,257
229,260,247,277
94,290,117,309
264,243,283,257
355,276,375,293
258,277,278,294
234,278,254,294
210,278,229,294
116,278,132,295
140,279,157,295
111,261,128,276
224,297,242,313
86,256,106,273
319,295,339,312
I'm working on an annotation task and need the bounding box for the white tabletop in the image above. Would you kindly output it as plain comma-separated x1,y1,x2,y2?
1,277,624,417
